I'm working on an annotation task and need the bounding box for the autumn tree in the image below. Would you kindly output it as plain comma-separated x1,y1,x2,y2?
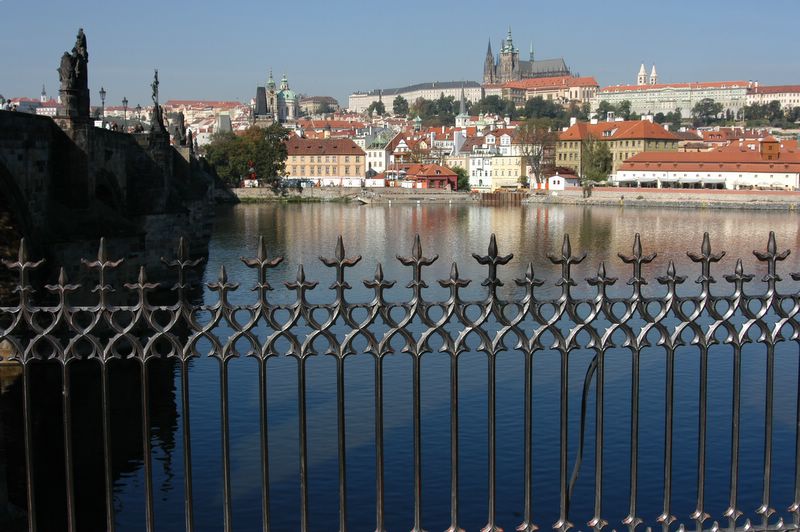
515,117,557,186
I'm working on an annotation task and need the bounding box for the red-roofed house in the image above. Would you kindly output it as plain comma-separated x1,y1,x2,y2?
557,119,681,176
747,84,800,108
501,76,599,108
614,137,800,189
285,137,366,187
377,163,458,190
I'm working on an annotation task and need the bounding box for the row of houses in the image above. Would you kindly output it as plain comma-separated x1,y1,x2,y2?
613,137,800,190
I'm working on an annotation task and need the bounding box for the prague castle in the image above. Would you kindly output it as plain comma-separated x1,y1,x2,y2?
483,27,570,85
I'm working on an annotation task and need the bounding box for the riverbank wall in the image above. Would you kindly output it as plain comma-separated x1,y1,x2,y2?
527,187,800,210
230,185,800,210
231,187,479,204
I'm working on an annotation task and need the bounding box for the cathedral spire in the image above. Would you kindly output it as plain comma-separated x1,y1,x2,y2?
529,42,534,62
459,84,466,115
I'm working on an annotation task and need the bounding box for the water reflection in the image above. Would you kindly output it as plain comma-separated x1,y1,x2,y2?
4,203,800,531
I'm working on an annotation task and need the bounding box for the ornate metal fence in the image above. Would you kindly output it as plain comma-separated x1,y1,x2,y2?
2,232,800,532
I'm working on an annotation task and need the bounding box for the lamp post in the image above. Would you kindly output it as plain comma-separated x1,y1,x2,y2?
122,97,128,132
99,86,106,126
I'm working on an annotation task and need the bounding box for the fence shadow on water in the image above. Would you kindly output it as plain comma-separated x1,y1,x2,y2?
0,232,799,532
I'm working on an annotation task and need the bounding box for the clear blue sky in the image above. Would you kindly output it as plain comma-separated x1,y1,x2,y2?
1,0,798,108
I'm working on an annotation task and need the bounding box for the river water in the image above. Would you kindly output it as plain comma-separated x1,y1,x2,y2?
25,203,800,531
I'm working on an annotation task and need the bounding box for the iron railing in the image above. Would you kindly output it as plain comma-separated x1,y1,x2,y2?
1,232,800,532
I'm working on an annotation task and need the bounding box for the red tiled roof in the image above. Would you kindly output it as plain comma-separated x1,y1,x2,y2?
164,100,243,108
385,163,457,179
621,142,800,173
503,76,599,90
600,81,750,93
559,120,679,141
296,119,366,130
286,137,364,156
749,85,800,95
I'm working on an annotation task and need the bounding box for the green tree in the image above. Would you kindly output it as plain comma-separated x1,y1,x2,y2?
453,166,470,191
470,95,509,116
317,101,334,114
523,96,562,119
367,100,386,116
408,96,458,126
596,100,615,119
581,135,612,181
767,100,784,122
393,95,409,116
204,123,289,189
691,98,723,126
665,108,682,127
616,100,633,120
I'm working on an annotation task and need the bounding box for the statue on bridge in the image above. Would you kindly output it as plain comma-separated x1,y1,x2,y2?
149,69,167,138
57,28,88,92
57,28,90,121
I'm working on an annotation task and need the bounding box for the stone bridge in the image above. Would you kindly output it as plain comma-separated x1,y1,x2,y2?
0,28,217,283
0,108,214,280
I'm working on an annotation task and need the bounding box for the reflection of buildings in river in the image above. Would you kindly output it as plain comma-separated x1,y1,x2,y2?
232,204,800,298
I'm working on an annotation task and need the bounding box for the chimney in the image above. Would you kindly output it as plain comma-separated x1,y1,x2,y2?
590,118,598,125
570,116,577,126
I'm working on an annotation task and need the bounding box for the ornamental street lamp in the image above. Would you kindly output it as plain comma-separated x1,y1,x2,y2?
135,104,142,130
122,96,128,132
99,86,106,125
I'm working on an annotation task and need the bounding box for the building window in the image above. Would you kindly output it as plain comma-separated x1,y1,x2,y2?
345,166,350,175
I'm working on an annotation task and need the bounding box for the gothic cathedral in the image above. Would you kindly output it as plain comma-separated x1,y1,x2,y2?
483,28,571,85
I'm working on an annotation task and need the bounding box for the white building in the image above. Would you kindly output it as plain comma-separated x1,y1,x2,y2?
613,137,800,190
592,66,751,116
349,81,483,114
747,84,800,109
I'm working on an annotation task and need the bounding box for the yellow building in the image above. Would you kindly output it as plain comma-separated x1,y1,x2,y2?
286,137,365,187
491,155,525,189
556,119,680,176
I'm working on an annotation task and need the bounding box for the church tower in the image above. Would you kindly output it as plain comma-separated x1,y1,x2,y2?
483,40,496,84
637,63,647,86
456,84,469,128
498,27,521,83
649,65,658,85
266,69,278,118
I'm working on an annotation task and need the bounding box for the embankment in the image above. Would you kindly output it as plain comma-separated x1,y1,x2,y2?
232,186,478,204
526,187,800,210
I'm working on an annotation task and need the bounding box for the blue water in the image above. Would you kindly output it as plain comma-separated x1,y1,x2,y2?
113,203,800,531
